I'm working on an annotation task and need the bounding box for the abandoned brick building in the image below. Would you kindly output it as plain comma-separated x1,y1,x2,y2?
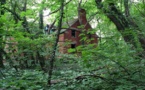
58,8,98,53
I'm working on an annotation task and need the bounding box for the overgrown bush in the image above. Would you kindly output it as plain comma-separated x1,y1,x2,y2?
0,69,46,90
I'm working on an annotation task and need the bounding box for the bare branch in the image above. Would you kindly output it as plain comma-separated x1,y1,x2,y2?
44,0,73,16
75,74,106,81
2,7,22,20
48,19,56,34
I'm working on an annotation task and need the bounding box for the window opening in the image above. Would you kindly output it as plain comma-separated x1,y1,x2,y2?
71,30,76,37
71,44,76,48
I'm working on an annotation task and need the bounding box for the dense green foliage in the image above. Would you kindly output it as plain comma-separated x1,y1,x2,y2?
1,0,145,89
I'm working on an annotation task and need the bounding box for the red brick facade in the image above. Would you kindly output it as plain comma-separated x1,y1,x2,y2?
58,8,98,53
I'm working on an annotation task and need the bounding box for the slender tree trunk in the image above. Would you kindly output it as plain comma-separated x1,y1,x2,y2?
22,0,30,33
39,1,44,29
124,0,130,17
36,51,46,71
0,0,6,68
10,0,18,24
0,51,4,68
39,11,43,29
47,0,64,86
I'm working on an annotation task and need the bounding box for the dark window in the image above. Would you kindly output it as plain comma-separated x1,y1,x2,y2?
88,34,91,39
71,44,76,48
71,30,76,37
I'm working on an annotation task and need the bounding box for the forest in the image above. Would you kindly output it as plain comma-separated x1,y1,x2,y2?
1,0,145,89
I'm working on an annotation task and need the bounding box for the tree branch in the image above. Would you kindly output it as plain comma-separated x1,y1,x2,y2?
2,7,22,20
44,0,73,16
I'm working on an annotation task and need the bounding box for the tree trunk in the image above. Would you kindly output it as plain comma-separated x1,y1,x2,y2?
39,1,44,29
36,51,46,71
124,0,130,17
39,11,44,29
22,0,30,33
0,0,6,68
47,0,64,86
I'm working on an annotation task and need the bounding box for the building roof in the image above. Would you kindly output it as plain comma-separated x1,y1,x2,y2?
60,19,79,34
62,19,78,28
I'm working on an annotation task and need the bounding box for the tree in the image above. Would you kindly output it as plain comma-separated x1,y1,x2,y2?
0,0,6,68
48,0,64,86
95,0,145,57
